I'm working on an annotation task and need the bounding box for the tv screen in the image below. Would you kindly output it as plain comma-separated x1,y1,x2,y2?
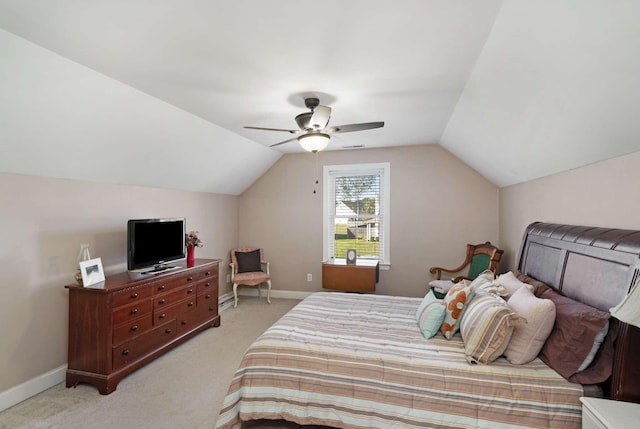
127,218,186,272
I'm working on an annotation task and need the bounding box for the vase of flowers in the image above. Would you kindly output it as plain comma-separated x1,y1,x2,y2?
185,231,203,266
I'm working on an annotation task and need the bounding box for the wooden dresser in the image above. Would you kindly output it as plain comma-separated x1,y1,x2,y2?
65,258,220,394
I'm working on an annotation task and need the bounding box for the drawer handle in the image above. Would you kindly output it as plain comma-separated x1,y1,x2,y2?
181,320,188,325
188,302,194,307
131,293,138,299
165,329,172,334
187,276,193,282
159,299,166,304
204,282,210,288
158,285,165,291
209,306,215,312
205,271,211,276
159,313,166,319
205,294,211,299
131,325,138,331
130,308,138,315
187,289,194,294
122,350,129,356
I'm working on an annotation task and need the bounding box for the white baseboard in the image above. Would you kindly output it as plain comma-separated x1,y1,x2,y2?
0,364,66,412
0,289,309,412
236,288,312,300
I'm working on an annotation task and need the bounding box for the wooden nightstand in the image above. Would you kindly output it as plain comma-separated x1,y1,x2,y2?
322,259,379,292
580,397,640,429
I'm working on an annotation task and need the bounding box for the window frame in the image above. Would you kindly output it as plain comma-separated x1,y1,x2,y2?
323,162,391,267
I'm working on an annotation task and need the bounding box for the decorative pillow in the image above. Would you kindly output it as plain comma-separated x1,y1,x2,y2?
440,281,475,340
235,249,262,273
415,290,446,339
496,271,534,297
504,287,556,364
460,294,523,364
515,272,551,297
470,270,507,297
538,287,610,379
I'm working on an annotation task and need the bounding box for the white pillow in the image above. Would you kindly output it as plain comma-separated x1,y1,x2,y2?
470,270,507,297
415,290,446,339
504,286,555,365
496,271,534,298
577,320,609,372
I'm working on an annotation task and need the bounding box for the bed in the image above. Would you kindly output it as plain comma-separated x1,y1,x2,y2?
215,222,640,429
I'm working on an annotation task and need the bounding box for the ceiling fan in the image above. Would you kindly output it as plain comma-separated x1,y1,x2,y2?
244,97,384,152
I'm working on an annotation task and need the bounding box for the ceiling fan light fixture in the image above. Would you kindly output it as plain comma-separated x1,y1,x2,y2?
298,133,330,153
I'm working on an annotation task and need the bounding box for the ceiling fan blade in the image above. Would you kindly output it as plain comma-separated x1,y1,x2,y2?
269,136,299,147
244,126,299,134
309,105,331,130
328,121,384,133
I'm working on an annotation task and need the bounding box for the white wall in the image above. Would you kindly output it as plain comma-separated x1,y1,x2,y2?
239,145,500,298
499,150,640,272
0,173,238,402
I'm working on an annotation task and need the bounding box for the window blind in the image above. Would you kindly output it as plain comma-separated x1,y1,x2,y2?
326,166,386,261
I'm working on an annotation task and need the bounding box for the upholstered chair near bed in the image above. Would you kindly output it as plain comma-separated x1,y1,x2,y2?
230,247,271,308
429,241,503,297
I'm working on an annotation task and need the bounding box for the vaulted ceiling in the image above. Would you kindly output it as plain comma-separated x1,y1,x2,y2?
1,1,639,194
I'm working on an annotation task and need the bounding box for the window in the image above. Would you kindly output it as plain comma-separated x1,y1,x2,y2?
323,162,390,265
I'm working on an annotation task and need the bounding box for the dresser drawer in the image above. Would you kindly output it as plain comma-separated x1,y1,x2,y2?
112,315,153,346
197,278,218,295
112,299,152,326
152,276,190,294
154,285,196,308
112,320,177,370
153,266,217,293
112,285,152,307
198,289,218,315
188,265,218,283
154,298,196,324
177,308,209,334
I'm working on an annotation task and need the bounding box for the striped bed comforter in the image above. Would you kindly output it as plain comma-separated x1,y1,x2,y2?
215,292,583,429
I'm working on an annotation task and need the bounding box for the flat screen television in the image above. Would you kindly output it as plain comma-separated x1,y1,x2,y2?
127,218,186,273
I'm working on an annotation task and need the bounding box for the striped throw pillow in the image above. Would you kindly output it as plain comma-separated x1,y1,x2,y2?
460,294,524,364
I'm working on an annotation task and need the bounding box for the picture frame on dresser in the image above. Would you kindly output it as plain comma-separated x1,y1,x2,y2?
79,257,105,287
346,248,357,265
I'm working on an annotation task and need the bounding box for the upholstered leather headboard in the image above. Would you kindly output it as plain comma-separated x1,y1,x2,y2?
517,222,640,402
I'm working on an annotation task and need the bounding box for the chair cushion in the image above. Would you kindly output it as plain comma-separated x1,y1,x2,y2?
233,271,270,286
428,279,455,294
235,249,262,273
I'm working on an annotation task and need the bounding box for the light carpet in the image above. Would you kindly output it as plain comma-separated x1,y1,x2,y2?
0,297,300,429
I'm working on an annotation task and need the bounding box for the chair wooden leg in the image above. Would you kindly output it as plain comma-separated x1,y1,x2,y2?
266,280,271,304
233,283,238,308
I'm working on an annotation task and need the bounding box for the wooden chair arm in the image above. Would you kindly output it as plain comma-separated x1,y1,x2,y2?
261,261,270,275
429,263,469,280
